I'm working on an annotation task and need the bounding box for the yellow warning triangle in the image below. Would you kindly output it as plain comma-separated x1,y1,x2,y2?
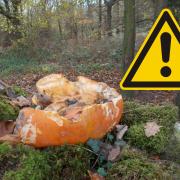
120,9,180,90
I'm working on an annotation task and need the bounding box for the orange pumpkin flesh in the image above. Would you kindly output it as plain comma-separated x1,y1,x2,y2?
5,74,123,147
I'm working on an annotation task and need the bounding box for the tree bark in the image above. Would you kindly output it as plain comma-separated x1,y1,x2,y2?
104,0,119,36
107,5,112,36
86,0,92,18
122,0,135,98
98,0,102,39
122,0,135,73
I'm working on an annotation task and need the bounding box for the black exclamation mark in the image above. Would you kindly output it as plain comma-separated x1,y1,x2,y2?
160,32,172,77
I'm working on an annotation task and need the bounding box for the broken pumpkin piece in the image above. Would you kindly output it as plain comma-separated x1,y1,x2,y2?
1,74,123,147
36,74,79,102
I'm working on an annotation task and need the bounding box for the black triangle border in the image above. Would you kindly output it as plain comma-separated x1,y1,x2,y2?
123,10,180,88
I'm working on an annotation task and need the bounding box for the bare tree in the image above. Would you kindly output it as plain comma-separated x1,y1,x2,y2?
98,0,102,39
122,0,135,73
104,0,119,35
121,0,135,98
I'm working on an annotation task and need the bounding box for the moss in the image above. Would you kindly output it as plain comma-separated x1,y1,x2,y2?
107,147,180,180
0,143,12,159
4,148,51,180
1,144,93,180
0,144,20,180
123,101,178,128
122,101,178,154
12,85,28,97
164,125,180,164
126,123,169,153
45,145,93,180
0,96,19,121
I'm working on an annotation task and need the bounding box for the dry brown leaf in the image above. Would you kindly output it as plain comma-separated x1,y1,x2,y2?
107,146,121,161
13,96,31,107
144,122,162,137
116,125,128,140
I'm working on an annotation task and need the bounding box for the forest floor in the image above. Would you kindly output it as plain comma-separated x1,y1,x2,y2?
0,35,176,105
0,36,179,179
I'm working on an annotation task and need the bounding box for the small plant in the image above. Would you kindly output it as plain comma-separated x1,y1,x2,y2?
0,96,19,120
12,85,28,97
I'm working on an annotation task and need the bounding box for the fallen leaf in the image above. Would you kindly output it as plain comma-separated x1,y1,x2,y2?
100,142,113,160
107,146,120,161
88,171,105,180
114,140,126,147
144,122,162,137
116,125,128,140
12,96,31,107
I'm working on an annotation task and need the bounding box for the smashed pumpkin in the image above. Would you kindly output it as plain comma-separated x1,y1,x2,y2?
1,74,123,147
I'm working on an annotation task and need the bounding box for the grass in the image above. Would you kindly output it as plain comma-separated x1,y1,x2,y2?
0,37,122,79
0,54,59,78
75,62,115,74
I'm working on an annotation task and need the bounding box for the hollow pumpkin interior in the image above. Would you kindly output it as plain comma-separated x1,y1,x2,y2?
33,74,122,122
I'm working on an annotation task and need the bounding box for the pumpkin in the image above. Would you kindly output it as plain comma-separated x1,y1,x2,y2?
2,74,123,147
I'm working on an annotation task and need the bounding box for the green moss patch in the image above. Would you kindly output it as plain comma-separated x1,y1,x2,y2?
107,147,180,180
12,85,28,97
0,96,19,121
122,101,178,153
0,143,94,180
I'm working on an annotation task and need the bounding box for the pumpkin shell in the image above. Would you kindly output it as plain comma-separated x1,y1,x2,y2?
14,74,123,147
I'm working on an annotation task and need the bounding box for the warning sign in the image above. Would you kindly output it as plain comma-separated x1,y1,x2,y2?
120,9,180,90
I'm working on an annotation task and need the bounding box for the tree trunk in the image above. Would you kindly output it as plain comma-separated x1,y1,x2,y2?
122,0,135,73
87,0,92,18
98,0,102,39
58,20,63,38
107,5,112,36
122,0,135,99
115,1,120,23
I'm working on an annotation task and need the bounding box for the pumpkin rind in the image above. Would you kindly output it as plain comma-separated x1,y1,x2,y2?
14,74,123,147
